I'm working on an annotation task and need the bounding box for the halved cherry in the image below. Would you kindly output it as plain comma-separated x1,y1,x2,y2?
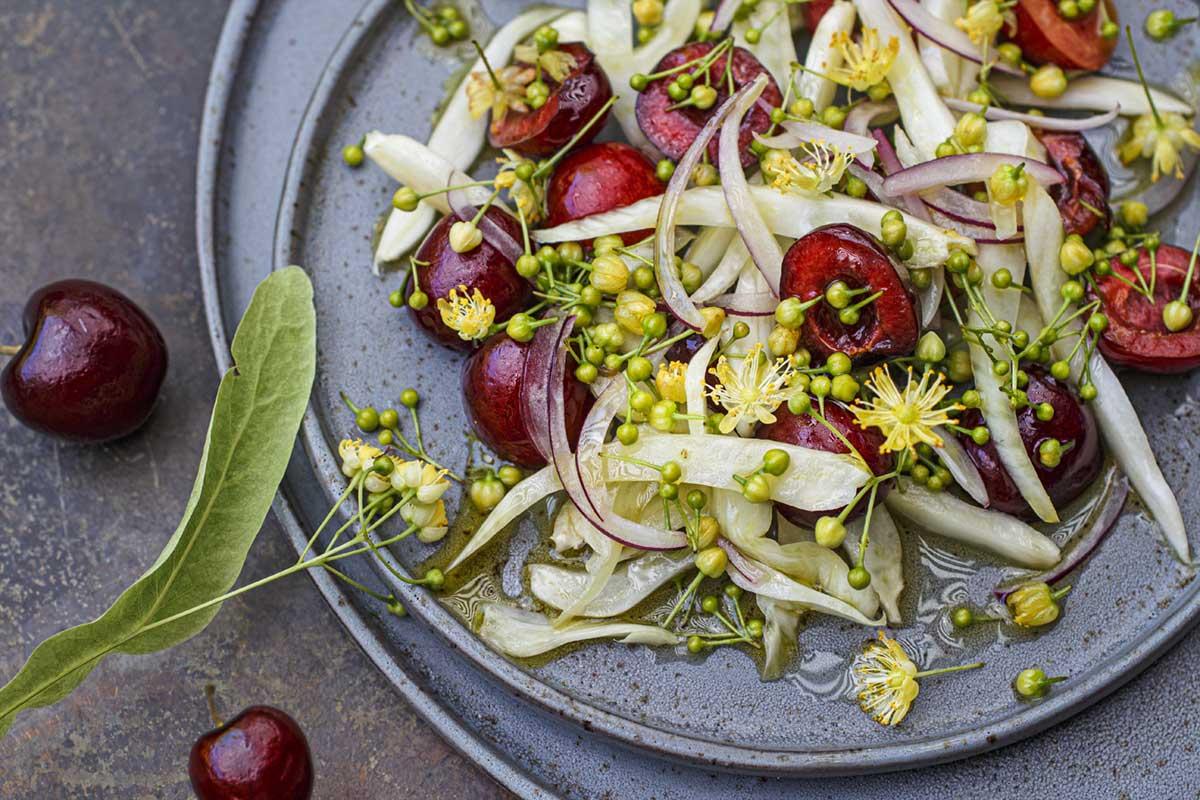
1010,0,1118,71
545,141,665,246
635,42,781,170
800,0,835,29
1037,131,1111,238
956,368,1102,517
408,210,530,351
489,42,613,159
461,332,593,468
757,401,893,526
779,224,919,363
1091,243,1200,373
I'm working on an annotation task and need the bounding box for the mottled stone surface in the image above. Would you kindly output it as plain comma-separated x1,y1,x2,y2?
0,2,508,797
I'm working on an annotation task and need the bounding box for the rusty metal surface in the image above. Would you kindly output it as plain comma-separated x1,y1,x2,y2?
0,2,509,797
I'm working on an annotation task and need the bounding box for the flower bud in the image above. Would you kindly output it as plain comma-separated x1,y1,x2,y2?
695,546,728,578
1005,581,1063,627
695,515,721,549
449,220,482,253
1058,235,1095,276
655,360,688,403
699,306,726,338
1029,64,1067,99
954,112,987,148
767,324,800,357
632,0,664,26
590,253,630,293
614,290,657,334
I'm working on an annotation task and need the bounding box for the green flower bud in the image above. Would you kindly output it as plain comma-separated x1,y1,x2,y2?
695,546,728,578
814,516,846,548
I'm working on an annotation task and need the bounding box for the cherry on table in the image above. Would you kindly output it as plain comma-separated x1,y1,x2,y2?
189,687,313,800
461,332,592,467
1,279,167,442
488,42,613,158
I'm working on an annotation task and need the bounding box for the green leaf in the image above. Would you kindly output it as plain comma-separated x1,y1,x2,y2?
0,266,316,736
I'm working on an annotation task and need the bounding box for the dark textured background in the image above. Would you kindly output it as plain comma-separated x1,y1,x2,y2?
2,1,1200,798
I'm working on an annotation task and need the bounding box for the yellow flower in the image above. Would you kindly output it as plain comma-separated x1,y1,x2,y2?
706,343,799,433
437,285,495,341
338,438,383,479
493,152,545,223
762,142,854,195
1006,581,1065,627
850,367,960,454
955,0,1014,46
852,632,920,726
513,44,578,84
1118,111,1200,182
827,28,899,92
655,360,689,403
467,64,536,123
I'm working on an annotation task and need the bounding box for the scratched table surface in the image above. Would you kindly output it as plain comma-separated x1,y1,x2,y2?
1,1,1199,799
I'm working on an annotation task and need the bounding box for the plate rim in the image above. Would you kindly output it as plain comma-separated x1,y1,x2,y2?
214,0,1200,777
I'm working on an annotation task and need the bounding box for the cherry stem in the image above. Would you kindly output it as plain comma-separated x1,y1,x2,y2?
0,345,20,357
204,684,224,728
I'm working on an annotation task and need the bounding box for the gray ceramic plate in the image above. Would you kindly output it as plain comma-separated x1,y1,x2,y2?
211,0,1200,777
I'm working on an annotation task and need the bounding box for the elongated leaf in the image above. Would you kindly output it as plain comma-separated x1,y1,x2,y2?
0,267,316,736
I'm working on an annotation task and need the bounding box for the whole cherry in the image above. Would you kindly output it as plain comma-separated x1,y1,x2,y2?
189,686,314,800
1,279,167,442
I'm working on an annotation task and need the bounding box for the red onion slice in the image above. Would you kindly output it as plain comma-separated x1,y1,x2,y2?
718,74,784,295
944,97,1120,132
927,207,1024,244
844,99,899,138
754,120,878,169
885,0,1022,77
867,132,930,221
520,314,558,464
656,80,763,329
994,470,1130,601
446,184,524,266
882,153,1064,197
921,186,996,227
709,0,738,34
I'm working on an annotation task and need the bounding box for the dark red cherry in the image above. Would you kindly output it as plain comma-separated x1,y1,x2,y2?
635,42,781,170
489,42,613,159
800,0,835,29
956,368,1102,517
407,210,531,351
757,401,893,526
1091,243,1200,373
1036,131,1111,238
461,332,593,468
779,224,919,363
545,142,665,246
1010,0,1117,71
1,280,167,442
189,705,313,800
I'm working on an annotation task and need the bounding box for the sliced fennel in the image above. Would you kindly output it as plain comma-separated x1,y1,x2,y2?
529,551,692,617
989,74,1192,117
363,133,498,216
1023,185,1188,561
735,0,795,90
554,533,622,627
533,185,976,267
478,603,679,658
601,432,871,512
843,508,904,624
692,233,750,302
448,465,559,572
916,0,961,94
686,227,737,281
935,434,989,507
685,335,720,435
797,1,856,112
885,481,1061,568
757,595,802,680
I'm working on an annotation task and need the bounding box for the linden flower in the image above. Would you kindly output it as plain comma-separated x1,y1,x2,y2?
955,0,1015,46
850,367,960,454
466,64,535,123
494,151,545,223
706,343,799,433
437,285,495,341
655,360,689,403
853,632,920,726
339,439,383,479
762,142,853,195
827,28,899,92
1118,111,1200,182
513,43,577,83
390,458,452,503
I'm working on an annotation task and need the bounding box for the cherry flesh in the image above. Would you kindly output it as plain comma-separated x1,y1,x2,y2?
1037,131,1111,238
1010,0,1117,71
757,401,893,526
461,332,593,468
779,224,919,363
1,279,167,442
489,42,613,159
545,141,665,246
407,209,531,351
635,42,781,170
956,368,1102,517
189,705,313,800
1091,243,1200,373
